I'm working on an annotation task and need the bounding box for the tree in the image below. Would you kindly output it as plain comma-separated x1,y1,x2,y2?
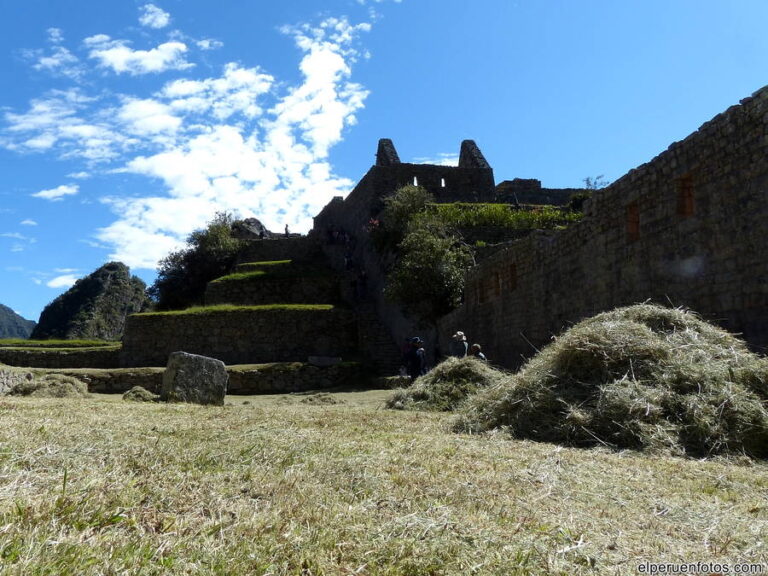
384,203,473,324
148,213,245,310
370,184,434,253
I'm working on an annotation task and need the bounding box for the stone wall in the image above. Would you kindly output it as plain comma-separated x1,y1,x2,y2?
237,237,322,264
120,307,358,367
44,363,364,395
227,362,365,394
495,179,584,206
205,275,340,306
439,86,768,367
0,366,32,395
0,347,121,369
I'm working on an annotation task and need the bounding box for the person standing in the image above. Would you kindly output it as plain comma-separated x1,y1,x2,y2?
405,337,427,380
450,331,468,358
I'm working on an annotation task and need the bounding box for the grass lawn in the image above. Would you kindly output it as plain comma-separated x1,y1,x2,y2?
0,389,765,575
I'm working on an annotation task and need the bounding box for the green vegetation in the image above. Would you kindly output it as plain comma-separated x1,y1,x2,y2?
211,261,334,283
236,260,292,270
149,212,246,310
369,184,434,252
32,262,149,341
135,304,335,317
0,339,117,349
454,304,768,458
430,202,582,230
375,186,473,323
0,392,762,574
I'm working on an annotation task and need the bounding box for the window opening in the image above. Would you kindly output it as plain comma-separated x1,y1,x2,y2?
626,201,640,242
676,174,695,217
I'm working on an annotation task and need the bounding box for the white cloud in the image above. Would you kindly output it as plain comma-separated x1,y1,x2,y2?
163,63,273,120
139,4,171,29
118,98,182,136
412,153,459,166
1,232,28,240
32,184,79,201
25,28,83,80
20,219,38,226
47,274,79,289
4,14,372,271
196,39,223,51
85,35,193,75
68,171,91,179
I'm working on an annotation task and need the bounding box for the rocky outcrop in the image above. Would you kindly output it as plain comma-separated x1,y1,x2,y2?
31,262,149,341
0,304,36,338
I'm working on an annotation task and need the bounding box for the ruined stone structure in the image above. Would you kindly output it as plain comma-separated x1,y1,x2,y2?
10,86,768,388
313,139,496,235
439,86,768,367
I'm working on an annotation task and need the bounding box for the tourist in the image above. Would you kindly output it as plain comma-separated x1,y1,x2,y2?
450,331,468,358
470,343,487,361
405,337,427,380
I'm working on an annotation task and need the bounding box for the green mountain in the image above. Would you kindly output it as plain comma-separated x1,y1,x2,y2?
0,304,36,338
31,262,150,341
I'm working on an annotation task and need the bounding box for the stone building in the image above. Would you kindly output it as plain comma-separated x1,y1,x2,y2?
438,85,768,368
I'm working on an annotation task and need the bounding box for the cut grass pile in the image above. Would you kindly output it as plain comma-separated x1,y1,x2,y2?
122,386,159,402
0,392,764,574
8,373,89,398
386,356,504,411
454,304,768,458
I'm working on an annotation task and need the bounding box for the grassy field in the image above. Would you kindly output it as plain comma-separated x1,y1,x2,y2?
0,389,765,575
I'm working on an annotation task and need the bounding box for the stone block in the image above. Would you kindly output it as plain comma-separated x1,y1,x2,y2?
161,351,228,406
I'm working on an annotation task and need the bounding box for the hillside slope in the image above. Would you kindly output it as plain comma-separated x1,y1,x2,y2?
31,262,150,341
0,304,36,338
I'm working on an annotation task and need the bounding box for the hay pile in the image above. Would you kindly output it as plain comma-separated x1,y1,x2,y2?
387,356,506,412
454,304,768,457
9,374,89,398
122,386,159,402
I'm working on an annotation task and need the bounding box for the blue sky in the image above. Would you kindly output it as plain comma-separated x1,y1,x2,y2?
1,0,767,323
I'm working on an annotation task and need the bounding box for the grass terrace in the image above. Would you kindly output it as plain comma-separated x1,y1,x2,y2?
429,203,582,230
213,261,335,284
134,304,336,317
0,339,119,349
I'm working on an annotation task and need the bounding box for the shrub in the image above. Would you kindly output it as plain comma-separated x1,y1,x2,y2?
371,185,434,253
148,212,246,310
453,304,768,458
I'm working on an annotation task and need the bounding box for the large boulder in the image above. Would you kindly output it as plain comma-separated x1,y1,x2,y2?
161,352,228,406
231,217,272,240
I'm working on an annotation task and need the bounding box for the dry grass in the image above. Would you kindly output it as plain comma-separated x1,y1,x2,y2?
7,373,90,398
386,357,505,412
0,391,764,574
123,386,160,402
455,304,768,458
